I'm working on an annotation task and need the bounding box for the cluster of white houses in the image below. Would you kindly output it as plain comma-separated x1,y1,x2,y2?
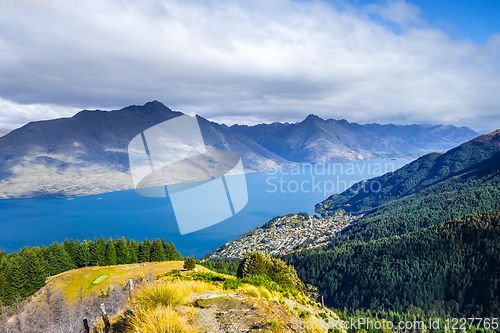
209,213,359,259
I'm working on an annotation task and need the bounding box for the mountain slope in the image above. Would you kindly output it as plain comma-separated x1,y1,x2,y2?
227,115,478,163
315,133,500,242
0,101,288,198
316,132,500,216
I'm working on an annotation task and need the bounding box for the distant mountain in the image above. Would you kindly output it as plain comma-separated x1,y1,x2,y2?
0,101,288,198
226,115,478,163
0,129,10,137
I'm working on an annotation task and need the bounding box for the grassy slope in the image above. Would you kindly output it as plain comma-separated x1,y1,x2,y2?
47,261,211,302
41,262,338,332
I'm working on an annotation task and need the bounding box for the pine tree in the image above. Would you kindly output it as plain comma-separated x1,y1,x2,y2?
90,237,106,266
47,242,74,275
165,241,182,261
0,271,7,304
24,249,48,295
115,237,130,265
105,237,117,266
89,238,100,267
150,239,165,262
183,256,196,271
138,238,151,263
128,239,139,264
7,255,27,300
62,239,77,267
76,240,91,268
97,236,107,265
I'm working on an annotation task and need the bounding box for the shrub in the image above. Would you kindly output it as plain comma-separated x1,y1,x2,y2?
223,278,242,290
157,269,191,281
237,252,306,292
183,257,196,271
240,274,281,293
298,309,310,318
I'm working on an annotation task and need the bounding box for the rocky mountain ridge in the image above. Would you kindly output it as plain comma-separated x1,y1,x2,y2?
225,114,478,163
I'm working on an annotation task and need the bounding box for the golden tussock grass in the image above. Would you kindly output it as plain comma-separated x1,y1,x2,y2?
133,281,190,309
133,279,216,309
258,286,271,300
240,284,260,298
126,306,197,333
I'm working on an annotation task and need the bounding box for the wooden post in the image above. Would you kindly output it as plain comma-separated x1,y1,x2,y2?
321,296,325,308
83,317,90,333
128,279,134,293
100,303,111,332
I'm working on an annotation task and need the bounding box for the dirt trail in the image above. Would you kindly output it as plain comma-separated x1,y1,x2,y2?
187,291,334,333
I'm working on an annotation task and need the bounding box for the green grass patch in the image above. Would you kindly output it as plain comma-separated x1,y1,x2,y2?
92,275,109,285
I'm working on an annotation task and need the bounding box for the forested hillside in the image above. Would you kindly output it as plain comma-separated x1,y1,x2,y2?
0,236,182,306
317,132,500,216
284,212,500,317
315,130,500,243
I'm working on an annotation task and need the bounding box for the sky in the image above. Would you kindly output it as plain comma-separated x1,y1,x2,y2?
0,0,499,131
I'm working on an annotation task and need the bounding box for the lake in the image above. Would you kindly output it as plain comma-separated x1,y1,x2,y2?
0,160,409,257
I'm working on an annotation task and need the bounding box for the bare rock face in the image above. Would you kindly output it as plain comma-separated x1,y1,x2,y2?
0,101,289,198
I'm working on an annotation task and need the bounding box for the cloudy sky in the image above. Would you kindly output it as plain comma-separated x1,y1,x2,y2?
0,0,499,131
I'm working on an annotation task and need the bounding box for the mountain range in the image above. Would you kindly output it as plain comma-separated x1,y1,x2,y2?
0,101,478,198
223,115,478,163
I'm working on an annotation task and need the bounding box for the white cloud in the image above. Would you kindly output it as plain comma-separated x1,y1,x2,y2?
0,0,499,131
0,98,79,129
366,0,425,28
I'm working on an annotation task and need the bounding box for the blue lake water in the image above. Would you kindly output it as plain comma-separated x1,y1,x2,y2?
0,160,409,257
